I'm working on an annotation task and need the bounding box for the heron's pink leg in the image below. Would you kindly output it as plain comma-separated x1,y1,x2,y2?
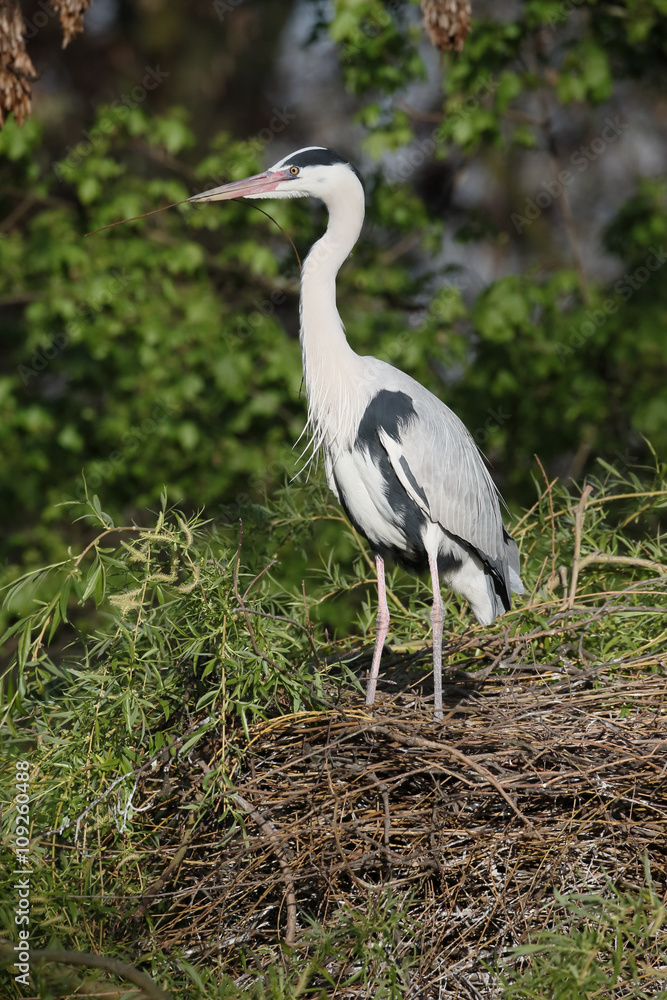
428,553,444,721
365,554,390,708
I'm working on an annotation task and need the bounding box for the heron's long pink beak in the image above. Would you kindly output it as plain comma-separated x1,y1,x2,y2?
188,169,290,203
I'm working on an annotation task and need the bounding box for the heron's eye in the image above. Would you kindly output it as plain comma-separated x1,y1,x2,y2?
289,166,300,175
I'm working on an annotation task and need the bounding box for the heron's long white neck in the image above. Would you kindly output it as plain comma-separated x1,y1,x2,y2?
299,174,366,455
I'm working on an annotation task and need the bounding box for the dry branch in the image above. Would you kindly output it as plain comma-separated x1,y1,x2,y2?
421,0,471,52
0,0,91,127
0,0,36,126
104,647,666,997
0,944,172,999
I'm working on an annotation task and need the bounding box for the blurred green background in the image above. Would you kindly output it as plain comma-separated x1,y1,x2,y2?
2,0,666,595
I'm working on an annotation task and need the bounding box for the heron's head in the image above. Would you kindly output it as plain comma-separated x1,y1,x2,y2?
188,146,364,206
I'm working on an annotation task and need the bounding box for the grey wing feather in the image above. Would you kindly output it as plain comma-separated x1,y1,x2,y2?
373,364,520,595
379,399,503,551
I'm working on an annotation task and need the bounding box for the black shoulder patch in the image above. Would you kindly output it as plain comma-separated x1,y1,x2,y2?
399,455,428,506
356,389,417,451
288,147,365,191
351,389,427,569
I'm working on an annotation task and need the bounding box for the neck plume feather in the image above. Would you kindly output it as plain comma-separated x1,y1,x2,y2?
298,176,366,461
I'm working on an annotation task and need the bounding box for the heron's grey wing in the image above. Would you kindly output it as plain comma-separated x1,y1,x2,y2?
505,530,524,594
378,400,516,594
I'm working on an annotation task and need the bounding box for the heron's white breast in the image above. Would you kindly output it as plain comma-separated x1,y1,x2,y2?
328,447,408,551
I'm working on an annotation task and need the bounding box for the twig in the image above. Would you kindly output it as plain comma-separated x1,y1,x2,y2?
232,520,281,671
512,472,557,534
242,559,278,600
535,455,557,592
42,717,213,841
0,944,172,999
396,101,442,122
231,605,320,666
576,553,667,577
0,194,37,234
569,485,594,609
328,778,382,891
231,792,297,945
547,489,667,519
364,722,540,835
74,526,143,568
132,817,196,921
332,513,409,614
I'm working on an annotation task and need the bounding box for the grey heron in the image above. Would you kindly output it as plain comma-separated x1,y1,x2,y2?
190,146,523,720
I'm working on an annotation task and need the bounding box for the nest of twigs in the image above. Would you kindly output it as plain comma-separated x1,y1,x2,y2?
122,616,667,997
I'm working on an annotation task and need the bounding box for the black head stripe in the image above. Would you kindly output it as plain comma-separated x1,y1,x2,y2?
288,147,365,191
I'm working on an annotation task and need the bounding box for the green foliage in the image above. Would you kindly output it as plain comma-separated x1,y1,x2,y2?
320,0,667,492
500,860,667,999
3,0,667,600
212,890,419,999
1,470,666,997
328,0,425,97
2,4,667,996
2,109,304,579
1,494,335,746
1,103,440,602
